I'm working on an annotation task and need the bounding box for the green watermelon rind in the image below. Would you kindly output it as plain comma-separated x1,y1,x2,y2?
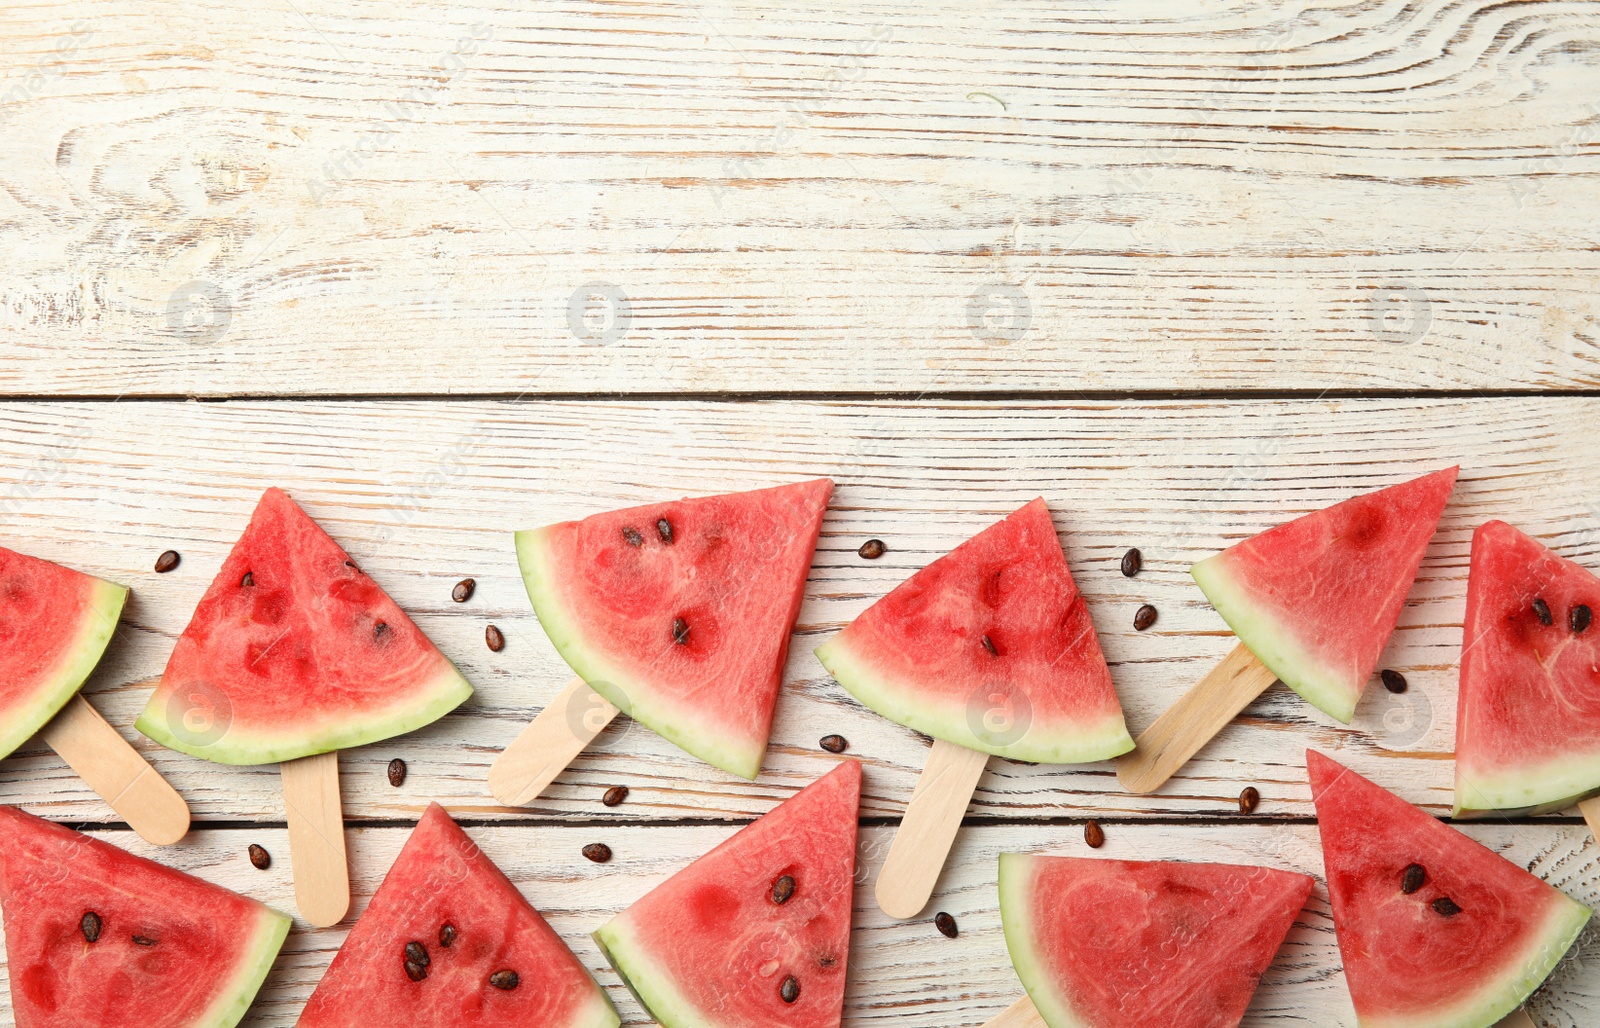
593,914,723,1028
997,853,1092,1028
1453,750,1600,819
0,577,127,761
814,634,1135,764
133,662,473,766
515,527,765,780
1354,895,1590,1028
1191,553,1359,724
199,904,293,1028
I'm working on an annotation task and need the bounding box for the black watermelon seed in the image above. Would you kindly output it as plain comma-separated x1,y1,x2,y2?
388,758,407,788
818,954,836,968
248,844,271,870
1133,604,1157,631
405,960,428,983
80,912,102,943
154,550,180,573
1401,864,1426,895
583,843,613,863
1572,604,1593,635
858,539,887,560
1120,548,1142,577
1534,598,1553,626
780,976,800,1004
934,912,958,938
1432,896,1462,917
623,526,643,547
374,621,390,640
819,734,848,754
657,518,673,543
405,941,430,967
772,875,796,905
452,578,476,603
241,571,254,587
981,634,998,656
132,935,156,947
602,786,629,807
1084,820,1105,848
345,560,360,572
490,970,520,991
485,625,505,652
439,923,458,948
671,617,690,645
1239,787,1260,814
1381,669,1408,693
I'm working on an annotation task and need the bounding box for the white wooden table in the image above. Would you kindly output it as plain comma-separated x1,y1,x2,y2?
3,2,1599,1024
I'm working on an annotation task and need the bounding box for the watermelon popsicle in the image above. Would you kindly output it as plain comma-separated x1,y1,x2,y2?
487,479,832,806
135,488,474,926
0,545,189,846
815,499,1134,920
1116,466,1457,795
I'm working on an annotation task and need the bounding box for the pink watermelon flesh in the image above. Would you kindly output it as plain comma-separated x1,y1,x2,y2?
1455,521,1600,816
998,854,1312,1028
298,803,617,1028
0,806,290,1028
516,479,832,779
1190,467,1457,723
815,498,1133,763
593,760,859,1028
135,488,473,765
0,547,127,761
1308,749,1590,1028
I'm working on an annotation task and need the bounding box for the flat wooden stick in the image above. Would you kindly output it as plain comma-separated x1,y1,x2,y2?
1578,797,1600,840
1496,1009,1536,1028
40,693,190,846
1115,641,1279,795
980,996,1047,1028
488,676,620,807
281,750,349,927
875,738,990,919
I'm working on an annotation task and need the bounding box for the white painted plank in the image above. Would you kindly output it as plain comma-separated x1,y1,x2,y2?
0,397,1597,822
1,821,1596,1026
1,1,1599,394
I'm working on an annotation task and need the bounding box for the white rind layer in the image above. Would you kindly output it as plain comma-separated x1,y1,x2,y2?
593,912,725,1028
0,576,127,760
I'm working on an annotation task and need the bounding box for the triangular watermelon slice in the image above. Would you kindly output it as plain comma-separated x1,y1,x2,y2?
1191,467,1457,723
998,854,1312,1028
1455,521,1600,817
1309,749,1590,1027
815,498,1133,763
593,760,860,1028
0,805,290,1028
515,478,832,779
298,803,618,1028
0,546,128,761
136,488,473,764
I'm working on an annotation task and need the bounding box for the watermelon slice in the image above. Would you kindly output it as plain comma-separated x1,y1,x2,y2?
0,805,289,1028
998,854,1312,1028
298,803,617,1028
515,479,831,780
0,546,127,761
1190,467,1457,724
1455,521,1600,817
136,488,473,765
594,760,859,1028
815,498,1133,763
1309,749,1590,1028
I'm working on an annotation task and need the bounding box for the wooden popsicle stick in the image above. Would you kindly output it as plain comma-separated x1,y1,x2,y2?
980,996,1048,1028
281,750,350,927
1115,641,1279,795
875,738,991,919
1496,1009,1537,1028
39,693,191,846
1577,797,1600,840
488,676,620,807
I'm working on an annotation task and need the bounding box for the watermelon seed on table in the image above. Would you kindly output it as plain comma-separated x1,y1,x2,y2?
1401,864,1426,894
1133,604,1157,631
451,578,475,602
489,970,520,991
80,911,102,942
1381,669,1408,693
858,538,886,559
1572,603,1592,633
485,624,505,651
1083,820,1105,848
248,843,271,870
582,843,612,863
779,975,800,1003
1533,597,1553,625
1120,547,1141,577
387,757,407,787
1238,786,1260,813
601,785,629,806
438,923,457,947
771,875,796,905
155,549,181,573
819,733,848,753
934,912,958,938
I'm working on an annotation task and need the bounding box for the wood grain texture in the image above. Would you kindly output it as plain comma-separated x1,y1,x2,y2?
3,0,1600,395
37,692,190,845
281,752,351,928
1,819,1596,1027
489,675,619,807
1,397,1598,824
